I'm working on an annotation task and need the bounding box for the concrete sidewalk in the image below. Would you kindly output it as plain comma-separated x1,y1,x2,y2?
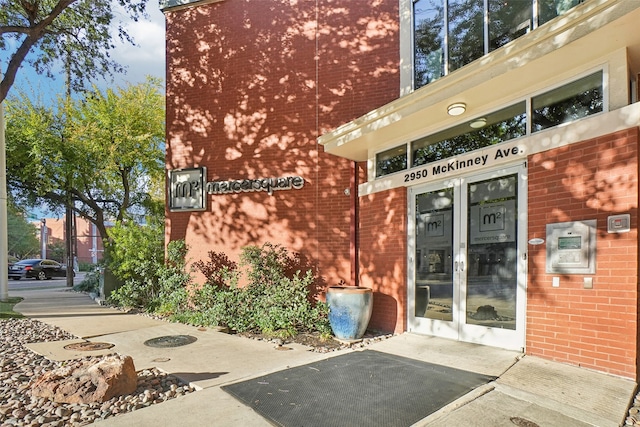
12,286,637,427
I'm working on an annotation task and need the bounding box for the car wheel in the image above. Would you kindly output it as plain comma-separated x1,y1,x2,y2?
37,271,47,281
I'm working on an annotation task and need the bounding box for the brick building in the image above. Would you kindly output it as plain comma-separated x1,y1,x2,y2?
36,216,105,265
162,0,640,380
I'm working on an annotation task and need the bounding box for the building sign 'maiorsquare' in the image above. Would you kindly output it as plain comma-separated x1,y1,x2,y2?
169,167,305,212
206,176,304,195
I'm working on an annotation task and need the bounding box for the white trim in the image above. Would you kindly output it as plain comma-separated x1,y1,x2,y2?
407,164,527,350
160,0,223,12
361,102,640,196
399,0,414,97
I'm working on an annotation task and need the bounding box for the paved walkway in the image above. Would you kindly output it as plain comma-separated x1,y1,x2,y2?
11,286,637,426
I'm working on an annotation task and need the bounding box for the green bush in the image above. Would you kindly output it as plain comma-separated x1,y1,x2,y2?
187,243,330,338
107,216,192,312
110,238,330,339
73,270,101,294
77,261,96,272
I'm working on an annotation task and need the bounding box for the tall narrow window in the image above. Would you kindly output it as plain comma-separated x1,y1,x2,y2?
414,0,445,89
489,0,532,52
448,0,484,73
412,0,585,90
538,0,584,26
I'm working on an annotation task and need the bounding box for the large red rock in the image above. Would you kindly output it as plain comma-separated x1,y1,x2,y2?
31,354,137,404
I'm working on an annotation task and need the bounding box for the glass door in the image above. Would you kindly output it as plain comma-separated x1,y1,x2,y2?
408,165,526,350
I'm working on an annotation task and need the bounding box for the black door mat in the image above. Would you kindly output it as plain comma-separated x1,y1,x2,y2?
222,349,495,427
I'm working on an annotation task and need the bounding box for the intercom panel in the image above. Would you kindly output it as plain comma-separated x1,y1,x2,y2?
546,220,596,274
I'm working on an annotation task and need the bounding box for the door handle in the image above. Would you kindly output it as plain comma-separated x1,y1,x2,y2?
460,261,465,271
454,261,465,272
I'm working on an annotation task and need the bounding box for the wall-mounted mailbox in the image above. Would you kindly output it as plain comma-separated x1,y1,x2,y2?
546,220,596,274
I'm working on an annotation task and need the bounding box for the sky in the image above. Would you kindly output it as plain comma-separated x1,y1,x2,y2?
3,2,166,102
1,2,167,219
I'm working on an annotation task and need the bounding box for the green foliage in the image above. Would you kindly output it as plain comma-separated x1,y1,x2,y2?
0,0,147,102
155,240,192,315
107,219,165,309
73,270,100,294
193,251,238,287
6,199,39,259
5,78,165,243
109,240,329,338
47,241,65,263
108,233,192,315
108,220,164,286
186,243,330,338
77,261,96,272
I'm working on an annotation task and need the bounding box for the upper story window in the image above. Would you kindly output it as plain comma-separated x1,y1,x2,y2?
413,0,585,89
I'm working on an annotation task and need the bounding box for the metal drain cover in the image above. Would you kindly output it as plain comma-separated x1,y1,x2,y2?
64,342,115,351
144,335,198,348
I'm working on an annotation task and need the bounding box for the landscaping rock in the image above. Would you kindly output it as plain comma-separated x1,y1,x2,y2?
31,354,137,404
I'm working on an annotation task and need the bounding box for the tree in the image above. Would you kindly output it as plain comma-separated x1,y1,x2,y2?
6,199,39,259
0,0,147,103
5,77,165,248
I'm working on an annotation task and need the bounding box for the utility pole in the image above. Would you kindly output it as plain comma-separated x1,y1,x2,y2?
64,48,75,288
0,10,17,300
0,81,8,301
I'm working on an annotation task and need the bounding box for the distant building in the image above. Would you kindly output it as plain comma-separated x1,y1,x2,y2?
34,216,107,265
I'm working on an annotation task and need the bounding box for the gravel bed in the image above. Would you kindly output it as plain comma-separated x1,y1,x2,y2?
625,390,640,425
0,318,196,427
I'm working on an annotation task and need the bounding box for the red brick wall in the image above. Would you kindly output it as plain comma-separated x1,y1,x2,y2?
164,1,399,289
359,187,407,334
527,128,639,379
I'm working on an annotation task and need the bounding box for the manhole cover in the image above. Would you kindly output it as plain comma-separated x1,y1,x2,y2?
144,335,198,348
64,342,115,351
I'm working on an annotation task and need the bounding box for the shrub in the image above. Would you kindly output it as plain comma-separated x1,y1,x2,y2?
154,240,192,315
73,270,101,294
77,261,96,272
188,243,330,338
110,238,330,338
193,251,237,288
107,218,192,312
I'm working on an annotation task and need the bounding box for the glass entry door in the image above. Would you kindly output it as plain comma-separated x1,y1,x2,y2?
408,166,526,350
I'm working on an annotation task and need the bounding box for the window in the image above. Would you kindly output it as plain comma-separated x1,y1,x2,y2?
448,0,484,73
532,71,603,133
414,0,445,87
412,103,526,166
413,0,584,90
376,146,407,177
538,0,584,26
375,70,603,178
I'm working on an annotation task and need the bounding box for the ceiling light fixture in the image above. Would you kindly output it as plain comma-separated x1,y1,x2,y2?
470,117,487,128
447,102,466,116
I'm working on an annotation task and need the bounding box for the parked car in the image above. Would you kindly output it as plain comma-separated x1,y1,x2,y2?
8,259,70,280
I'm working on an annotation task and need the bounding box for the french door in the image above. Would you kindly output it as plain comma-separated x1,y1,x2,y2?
408,165,527,351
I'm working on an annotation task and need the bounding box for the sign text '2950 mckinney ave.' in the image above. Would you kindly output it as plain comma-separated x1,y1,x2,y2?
362,141,526,196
